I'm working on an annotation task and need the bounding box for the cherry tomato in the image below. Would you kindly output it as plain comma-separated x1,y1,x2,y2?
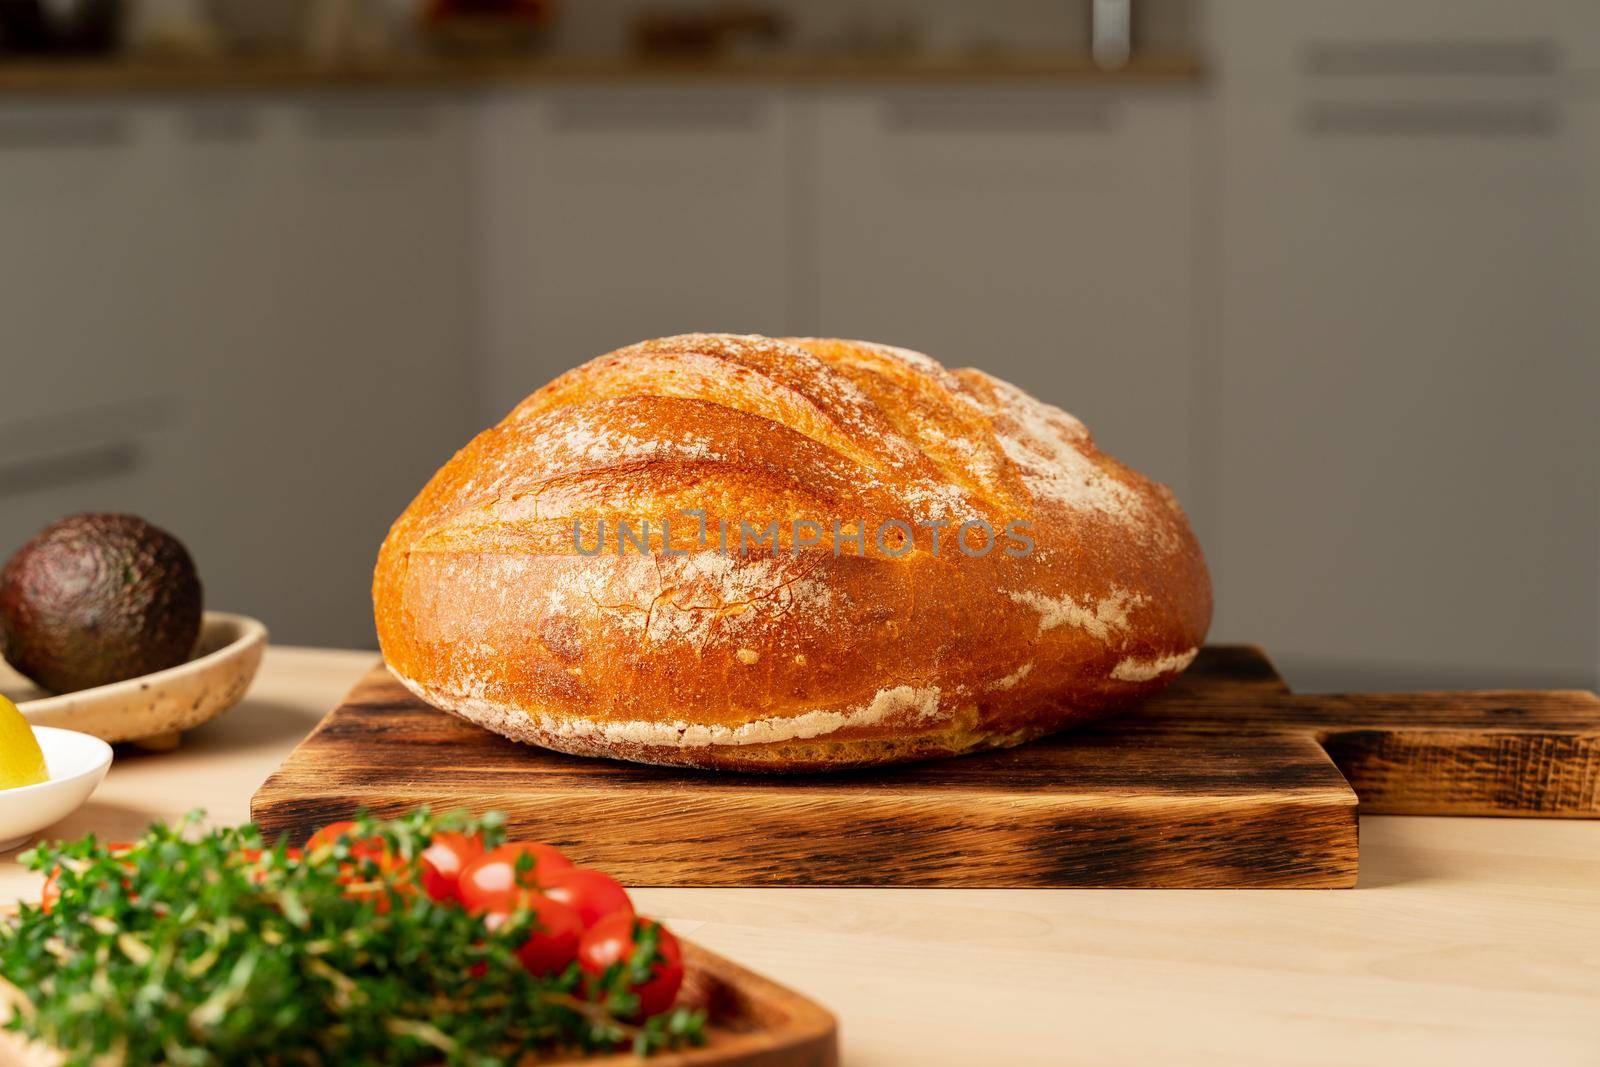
306,821,385,857
483,893,584,976
420,832,485,904
577,915,684,1018
40,842,137,914
542,868,634,928
458,842,573,912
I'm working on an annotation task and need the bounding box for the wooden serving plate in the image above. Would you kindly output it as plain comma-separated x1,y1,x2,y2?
590,943,836,1067
253,645,1600,889
0,937,836,1067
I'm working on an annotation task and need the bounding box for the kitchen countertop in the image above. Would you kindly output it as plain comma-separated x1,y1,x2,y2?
0,52,1202,95
3,646,1597,1066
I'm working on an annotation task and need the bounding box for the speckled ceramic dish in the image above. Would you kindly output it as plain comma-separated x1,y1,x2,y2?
2,613,267,746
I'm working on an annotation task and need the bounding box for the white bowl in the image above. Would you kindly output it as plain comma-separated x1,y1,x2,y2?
3,613,267,746
0,727,113,854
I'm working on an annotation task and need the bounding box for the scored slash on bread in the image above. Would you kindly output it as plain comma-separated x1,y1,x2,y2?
373,334,1211,771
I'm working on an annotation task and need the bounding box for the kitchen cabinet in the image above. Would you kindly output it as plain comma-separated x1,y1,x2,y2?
1206,0,1600,688
476,86,798,420
811,87,1199,501
0,101,199,638
0,94,478,649
1573,94,1600,686
0,104,183,486
9,40,1589,678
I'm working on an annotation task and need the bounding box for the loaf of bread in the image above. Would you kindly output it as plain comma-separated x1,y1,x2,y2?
374,334,1211,771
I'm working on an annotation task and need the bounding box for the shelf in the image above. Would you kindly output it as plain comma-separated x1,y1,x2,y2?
0,52,1204,95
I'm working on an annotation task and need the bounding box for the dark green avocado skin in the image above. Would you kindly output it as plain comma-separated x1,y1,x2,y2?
0,513,203,694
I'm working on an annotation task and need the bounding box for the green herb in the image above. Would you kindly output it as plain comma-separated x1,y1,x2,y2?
0,810,705,1066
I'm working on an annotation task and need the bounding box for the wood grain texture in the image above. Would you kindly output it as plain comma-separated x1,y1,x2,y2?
1130,657,1600,817
250,645,1600,888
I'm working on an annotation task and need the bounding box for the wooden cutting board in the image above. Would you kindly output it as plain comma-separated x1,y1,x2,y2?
251,645,1600,888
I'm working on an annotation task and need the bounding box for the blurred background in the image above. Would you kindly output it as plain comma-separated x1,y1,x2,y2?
1,0,1595,692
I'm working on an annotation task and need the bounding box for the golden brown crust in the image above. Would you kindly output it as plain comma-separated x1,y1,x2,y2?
373,334,1211,772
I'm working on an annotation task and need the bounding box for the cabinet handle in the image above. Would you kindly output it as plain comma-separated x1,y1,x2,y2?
883,92,1113,133
0,395,172,496
549,91,764,131
0,113,127,150
0,442,141,496
1304,40,1559,77
182,107,260,143
301,103,436,139
1303,100,1558,137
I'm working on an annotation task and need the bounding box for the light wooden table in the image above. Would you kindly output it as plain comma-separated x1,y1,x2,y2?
5,647,1598,1067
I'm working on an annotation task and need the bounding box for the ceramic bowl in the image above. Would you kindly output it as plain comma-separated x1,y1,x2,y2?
2,613,267,746
0,727,113,853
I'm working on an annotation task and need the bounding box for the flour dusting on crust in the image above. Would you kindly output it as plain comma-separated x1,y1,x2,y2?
1111,648,1199,682
395,669,944,749
1007,587,1145,641
981,377,1148,523
987,662,1034,692
537,551,840,648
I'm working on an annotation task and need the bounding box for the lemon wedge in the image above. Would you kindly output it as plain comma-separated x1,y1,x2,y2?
0,694,47,791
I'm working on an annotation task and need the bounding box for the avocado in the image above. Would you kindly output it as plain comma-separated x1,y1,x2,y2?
0,513,203,693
